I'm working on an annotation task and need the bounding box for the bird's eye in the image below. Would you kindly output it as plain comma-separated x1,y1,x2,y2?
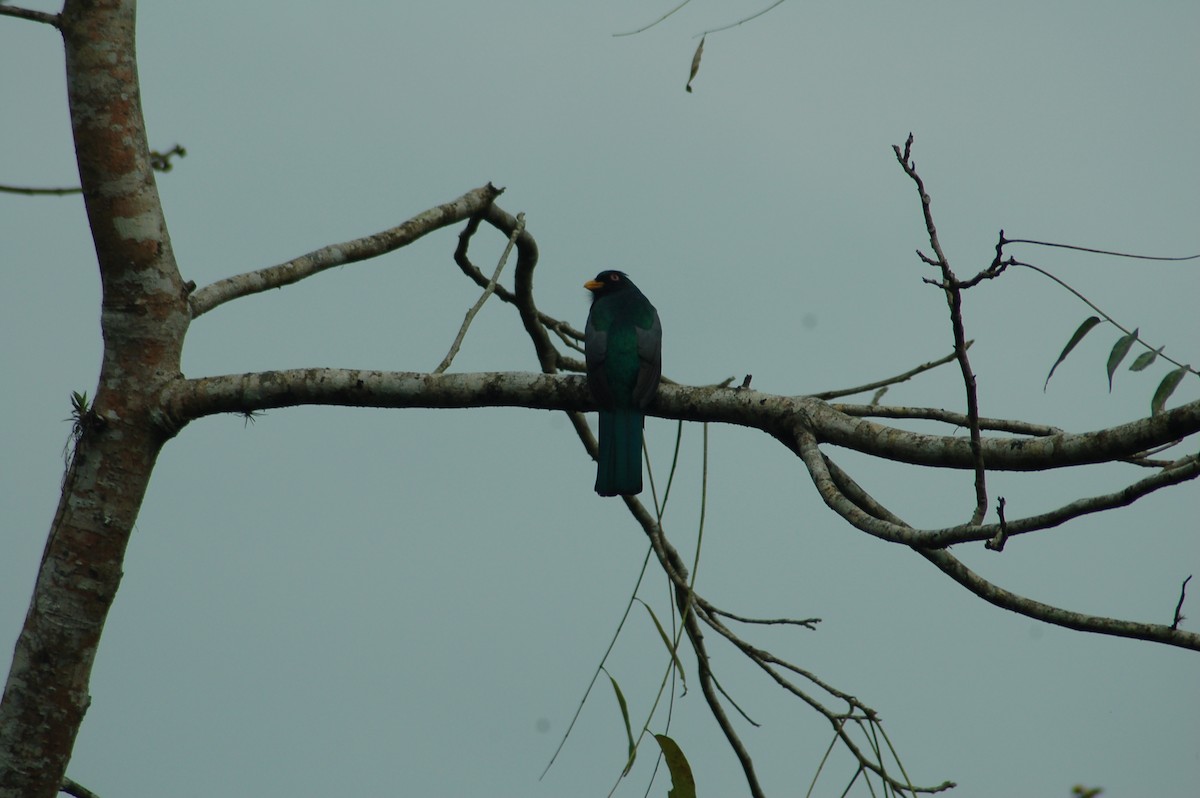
609,273,620,282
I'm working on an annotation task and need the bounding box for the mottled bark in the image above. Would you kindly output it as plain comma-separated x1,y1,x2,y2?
0,2,186,797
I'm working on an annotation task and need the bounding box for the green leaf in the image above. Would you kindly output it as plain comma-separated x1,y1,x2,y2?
636,599,686,688
1106,328,1139,392
1045,316,1101,390
654,734,697,798
604,670,636,776
1151,366,1188,415
1128,345,1163,372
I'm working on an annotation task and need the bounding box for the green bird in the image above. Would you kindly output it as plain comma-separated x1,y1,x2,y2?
584,270,662,496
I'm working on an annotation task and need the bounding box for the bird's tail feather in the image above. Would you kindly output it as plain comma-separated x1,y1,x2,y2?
595,410,643,496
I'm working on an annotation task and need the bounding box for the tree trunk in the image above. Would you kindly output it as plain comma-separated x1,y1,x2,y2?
0,2,186,796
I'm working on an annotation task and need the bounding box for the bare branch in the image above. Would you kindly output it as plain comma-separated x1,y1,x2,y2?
894,133,988,524
699,0,789,37
821,454,1200,651
0,4,60,25
2,143,184,197
163,370,1200,473
0,183,81,196
1172,575,1192,631
60,777,101,798
833,403,1063,437
1004,236,1200,261
453,211,585,352
434,212,524,373
699,608,954,794
483,203,557,373
612,0,693,37
811,342,970,401
685,611,766,798
813,397,1200,471
706,607,820,630
985,496,1009,551
801,431,1200,553
188,183,504,318
921,547,1198,649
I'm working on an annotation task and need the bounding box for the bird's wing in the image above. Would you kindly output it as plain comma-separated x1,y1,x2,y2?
585,314,613,406
633,309,662,409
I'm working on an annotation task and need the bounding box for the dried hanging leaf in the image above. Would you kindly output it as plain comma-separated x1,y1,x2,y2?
686,36,704,93
1044,316,1101,390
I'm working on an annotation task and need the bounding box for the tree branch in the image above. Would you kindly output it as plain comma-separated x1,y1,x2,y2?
820,455,1200,650
160,369,1200,472
187,183,504,318
434,212,524,373
894,133,989,525
802,435,1200,551
832,403,1063,437
0,4,60,26
811,342,969,401
60,778,100,798
0,183,81,195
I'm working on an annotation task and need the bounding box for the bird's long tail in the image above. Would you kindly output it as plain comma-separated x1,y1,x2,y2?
595,409,644,496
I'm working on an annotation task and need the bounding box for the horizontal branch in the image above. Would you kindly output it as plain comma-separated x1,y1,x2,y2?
188,183,503,317
833,403,1063,437
800,431,1199,547
0,5,60,26
159,370,1200,472
813,399,1200,470
0,182,81,195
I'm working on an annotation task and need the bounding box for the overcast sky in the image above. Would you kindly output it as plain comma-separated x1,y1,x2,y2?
3,2,1198,796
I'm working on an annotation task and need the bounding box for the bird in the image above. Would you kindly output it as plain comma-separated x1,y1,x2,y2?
584,270,662,496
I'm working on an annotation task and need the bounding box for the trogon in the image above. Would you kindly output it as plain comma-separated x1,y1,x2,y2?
584,270,662,496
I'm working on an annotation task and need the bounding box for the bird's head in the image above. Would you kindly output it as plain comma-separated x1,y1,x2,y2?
584,270,634,297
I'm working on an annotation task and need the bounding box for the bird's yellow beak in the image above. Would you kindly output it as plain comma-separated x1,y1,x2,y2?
584,280,605,291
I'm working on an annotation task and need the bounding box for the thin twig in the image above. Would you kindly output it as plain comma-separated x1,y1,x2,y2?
539,546,656,780
0,5,60,25
613,0,693,36
0,183,81,196
687,611,766,798
893,133,989,525
707,607,821,629
1004,237,1200,261
434,212,524,373
699,0,789,37
1171,575,1191,631
832,404,1063,437
985,496,1008,551
2,143,184,196
811,343,970,401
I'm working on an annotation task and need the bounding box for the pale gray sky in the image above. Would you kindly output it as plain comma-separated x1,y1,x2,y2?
3,2,1198,796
